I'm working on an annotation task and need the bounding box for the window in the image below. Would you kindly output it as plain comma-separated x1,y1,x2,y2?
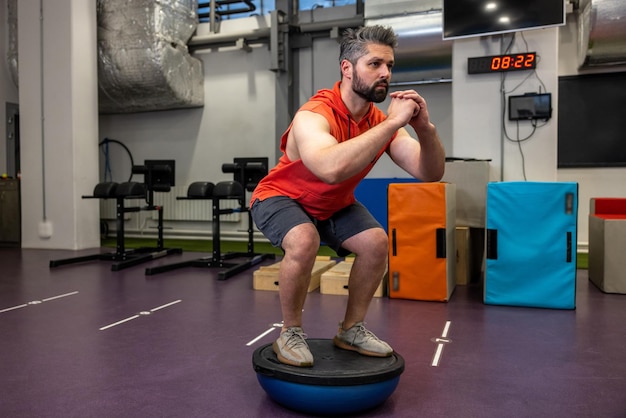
198,0,357,21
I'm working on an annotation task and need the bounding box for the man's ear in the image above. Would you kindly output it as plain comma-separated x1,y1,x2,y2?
340,59,352,80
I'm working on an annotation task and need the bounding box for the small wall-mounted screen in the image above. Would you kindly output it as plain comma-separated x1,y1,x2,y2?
508,93,552,121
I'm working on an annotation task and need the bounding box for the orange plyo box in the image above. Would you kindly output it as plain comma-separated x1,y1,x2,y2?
388,182,456,301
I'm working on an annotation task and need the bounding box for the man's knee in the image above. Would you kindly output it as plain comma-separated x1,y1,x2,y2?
351,228,388,260
283,223,321,257
369,228,389,259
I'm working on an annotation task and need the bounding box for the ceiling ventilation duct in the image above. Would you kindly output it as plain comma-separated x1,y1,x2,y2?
97,0,204,114
578,0,626,68
365,0,451,83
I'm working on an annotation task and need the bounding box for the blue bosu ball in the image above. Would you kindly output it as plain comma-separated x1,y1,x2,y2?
253,339,405,416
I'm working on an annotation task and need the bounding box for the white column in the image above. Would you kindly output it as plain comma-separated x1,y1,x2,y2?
18,0,99,249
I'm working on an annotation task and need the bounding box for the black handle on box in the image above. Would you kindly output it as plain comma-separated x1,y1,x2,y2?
565,192,574,215
436,228,446,258
566,231,572,263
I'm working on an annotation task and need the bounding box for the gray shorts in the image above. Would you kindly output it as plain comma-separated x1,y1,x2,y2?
250,196,383,257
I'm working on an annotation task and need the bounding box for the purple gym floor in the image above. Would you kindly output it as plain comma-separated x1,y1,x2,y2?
0,248,624,417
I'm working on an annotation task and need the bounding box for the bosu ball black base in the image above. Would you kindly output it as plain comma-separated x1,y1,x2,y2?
252,338,405,416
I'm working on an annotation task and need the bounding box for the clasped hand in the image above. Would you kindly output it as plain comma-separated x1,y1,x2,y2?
387,90,430,131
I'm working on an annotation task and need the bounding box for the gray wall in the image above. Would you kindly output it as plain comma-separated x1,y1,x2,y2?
2,2,625,248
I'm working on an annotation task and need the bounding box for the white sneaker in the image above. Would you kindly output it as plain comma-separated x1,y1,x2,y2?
273,327,314,367
333,322,393,357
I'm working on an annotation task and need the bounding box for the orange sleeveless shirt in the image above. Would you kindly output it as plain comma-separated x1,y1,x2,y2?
250,81,396,220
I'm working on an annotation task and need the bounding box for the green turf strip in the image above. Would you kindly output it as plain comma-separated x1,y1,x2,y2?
576,252,588,270
101,238,337,257
102,238,589,269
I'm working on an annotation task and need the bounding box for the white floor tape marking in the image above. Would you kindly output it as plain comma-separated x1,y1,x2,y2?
0,304,28,313
0,291,79,314
41,291,79,302
442,320,451,338
99,300,181,331
431,320,452,367
247,320,284,346
432,343,445,366
99,315,141,331
246,327,277,346
150,300,182,312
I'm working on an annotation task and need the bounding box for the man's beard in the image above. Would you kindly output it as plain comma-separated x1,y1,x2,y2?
352,69,388,103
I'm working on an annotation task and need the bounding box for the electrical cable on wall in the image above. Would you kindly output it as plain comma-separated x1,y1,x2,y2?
499,32,550,181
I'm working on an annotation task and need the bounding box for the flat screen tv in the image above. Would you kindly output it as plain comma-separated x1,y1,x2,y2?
442,0,566,40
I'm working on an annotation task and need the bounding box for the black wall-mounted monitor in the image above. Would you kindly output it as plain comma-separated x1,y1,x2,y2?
508,93,552,121
442,0,566,40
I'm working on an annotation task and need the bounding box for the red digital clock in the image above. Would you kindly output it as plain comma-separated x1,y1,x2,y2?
467,52,537,74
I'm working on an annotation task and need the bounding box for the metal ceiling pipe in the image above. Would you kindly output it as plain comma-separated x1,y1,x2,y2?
97,0,204,114
578,0,626,68
189,27,271,48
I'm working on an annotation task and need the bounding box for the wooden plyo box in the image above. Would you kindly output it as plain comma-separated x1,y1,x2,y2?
253,256,336,292
320,258,386,297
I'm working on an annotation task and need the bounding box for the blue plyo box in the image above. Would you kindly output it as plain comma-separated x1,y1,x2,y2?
355,178,419,232
484,181,578,309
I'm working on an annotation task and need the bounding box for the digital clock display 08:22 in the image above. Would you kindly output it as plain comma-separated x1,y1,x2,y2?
467,52,537,74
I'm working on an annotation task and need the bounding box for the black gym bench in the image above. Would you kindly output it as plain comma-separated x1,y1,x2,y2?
49,161,182,271
144,157,275,280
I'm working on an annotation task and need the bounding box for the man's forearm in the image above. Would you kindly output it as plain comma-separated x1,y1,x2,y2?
417,123,446,181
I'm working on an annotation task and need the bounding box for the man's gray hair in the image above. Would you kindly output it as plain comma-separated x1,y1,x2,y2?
339,25,398,65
